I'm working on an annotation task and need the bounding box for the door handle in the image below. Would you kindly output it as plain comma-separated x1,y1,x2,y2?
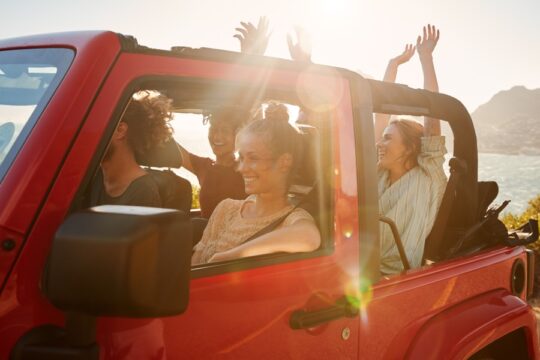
289,297,359,329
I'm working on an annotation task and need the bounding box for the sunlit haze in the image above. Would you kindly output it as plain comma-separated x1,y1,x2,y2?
2,0,540,111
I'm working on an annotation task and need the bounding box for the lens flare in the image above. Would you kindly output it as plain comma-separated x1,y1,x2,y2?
295,65,345,113
344,276,373,310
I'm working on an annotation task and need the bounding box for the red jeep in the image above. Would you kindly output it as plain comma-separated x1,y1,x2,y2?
0,31,538,359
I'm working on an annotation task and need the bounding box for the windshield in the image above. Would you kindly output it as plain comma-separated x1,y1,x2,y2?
0,48,74,181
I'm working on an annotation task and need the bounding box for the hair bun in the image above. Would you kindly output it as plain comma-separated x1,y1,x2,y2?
264,102,289,123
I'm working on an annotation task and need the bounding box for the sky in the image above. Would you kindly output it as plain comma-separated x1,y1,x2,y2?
2,0,539,111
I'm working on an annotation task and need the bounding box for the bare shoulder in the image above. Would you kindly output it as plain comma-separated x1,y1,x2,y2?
283,207,315,226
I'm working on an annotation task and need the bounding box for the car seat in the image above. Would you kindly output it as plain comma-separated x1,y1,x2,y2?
136,138,192,214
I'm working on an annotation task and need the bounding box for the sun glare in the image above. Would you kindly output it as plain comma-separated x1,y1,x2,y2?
301,0,352,32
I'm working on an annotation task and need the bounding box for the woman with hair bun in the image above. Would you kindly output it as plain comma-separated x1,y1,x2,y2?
192,102,321,265
375,25,447,274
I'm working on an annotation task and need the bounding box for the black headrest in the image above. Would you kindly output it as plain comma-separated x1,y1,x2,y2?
477,181,499,218
290,125,319,194
136,138,183,168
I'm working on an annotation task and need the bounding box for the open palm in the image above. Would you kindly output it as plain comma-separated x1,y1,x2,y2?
417,24,440,58
391,44,415,65
234,16,270,55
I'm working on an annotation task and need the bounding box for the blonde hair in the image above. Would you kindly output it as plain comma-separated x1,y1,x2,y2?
237,102,303,181
389,118,424,169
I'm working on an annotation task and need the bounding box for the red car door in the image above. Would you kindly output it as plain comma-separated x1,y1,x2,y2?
58,50,365,358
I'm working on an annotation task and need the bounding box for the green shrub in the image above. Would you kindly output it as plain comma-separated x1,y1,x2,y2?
191,184,200,210
501,194,540,250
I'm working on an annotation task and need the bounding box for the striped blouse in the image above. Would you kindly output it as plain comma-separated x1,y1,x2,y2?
378,136,447,274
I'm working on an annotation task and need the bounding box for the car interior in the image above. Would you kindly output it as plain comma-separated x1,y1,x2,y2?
85,79,335,267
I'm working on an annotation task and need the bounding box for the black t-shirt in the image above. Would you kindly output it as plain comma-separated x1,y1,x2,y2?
91,172,162,207
190,153,246,218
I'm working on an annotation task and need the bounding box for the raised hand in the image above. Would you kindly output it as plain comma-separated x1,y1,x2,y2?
416,24,441,136
416,24,440,59
375,43,416,143
390,44,415,65
287,27,312,63
234,16,270,55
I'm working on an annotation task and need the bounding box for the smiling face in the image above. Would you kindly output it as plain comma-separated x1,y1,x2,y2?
376,124,409,171
208,118,236,159
235,132,290,195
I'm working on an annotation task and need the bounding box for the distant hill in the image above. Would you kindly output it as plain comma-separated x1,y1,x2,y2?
472,86,540,155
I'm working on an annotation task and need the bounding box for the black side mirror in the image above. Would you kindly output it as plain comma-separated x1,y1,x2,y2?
13,206,192,360
43,205,192,317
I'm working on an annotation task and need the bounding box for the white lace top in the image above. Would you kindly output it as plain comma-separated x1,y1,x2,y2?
192,196,314,265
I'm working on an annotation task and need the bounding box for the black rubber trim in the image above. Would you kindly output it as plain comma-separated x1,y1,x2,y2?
510,258,526,296
114,31,360,81
191,247,335,279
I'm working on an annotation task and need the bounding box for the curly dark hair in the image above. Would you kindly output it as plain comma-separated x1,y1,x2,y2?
202,107,250,132
122,91,173,156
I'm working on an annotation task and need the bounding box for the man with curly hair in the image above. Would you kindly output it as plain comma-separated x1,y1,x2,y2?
91,92,174,207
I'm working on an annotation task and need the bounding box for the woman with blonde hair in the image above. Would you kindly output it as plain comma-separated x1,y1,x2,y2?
375,25,447,274
192,103,320,265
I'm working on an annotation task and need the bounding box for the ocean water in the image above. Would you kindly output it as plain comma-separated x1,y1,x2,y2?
477,153,540,215
170,115,540,216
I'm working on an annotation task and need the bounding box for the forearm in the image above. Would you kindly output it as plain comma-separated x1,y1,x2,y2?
375,60,400,142
420,55,438,92
191,249,203,265
212,222,320,261
383,59,399,83
420,55,441,136
178,144,194,173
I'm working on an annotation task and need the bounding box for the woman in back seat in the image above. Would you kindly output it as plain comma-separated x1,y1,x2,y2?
375,25,447,274
179,109,248,218
192,103,320,265
177,19,272,218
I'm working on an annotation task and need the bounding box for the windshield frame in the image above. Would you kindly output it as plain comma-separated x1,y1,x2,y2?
0,47,75,182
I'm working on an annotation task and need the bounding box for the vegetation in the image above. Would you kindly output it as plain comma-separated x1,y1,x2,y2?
192,184,201,210
502,194,540,250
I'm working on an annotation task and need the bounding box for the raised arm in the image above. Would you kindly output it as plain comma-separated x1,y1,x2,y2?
374,44,415,143
178,144,194,173
287,27,312,63
234,16,270,55
417,24,441,137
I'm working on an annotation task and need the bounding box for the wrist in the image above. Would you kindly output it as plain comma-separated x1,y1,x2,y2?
419,53,433,62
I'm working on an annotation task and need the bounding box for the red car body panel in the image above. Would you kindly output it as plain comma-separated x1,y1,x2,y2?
0,31,121,290
0,31,537,359
406,289,536,359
